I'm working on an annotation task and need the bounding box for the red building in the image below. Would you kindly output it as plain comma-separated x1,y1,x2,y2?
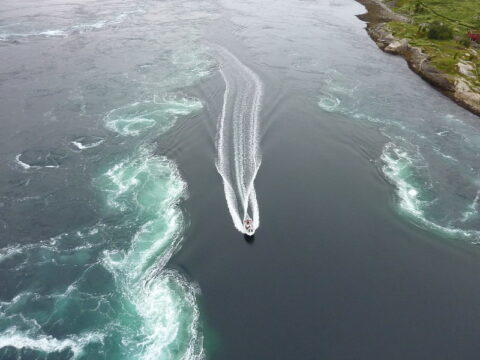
467,31,480,42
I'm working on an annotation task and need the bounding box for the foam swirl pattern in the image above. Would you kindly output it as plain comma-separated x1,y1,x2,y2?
0,97,205,359
318,70,480,242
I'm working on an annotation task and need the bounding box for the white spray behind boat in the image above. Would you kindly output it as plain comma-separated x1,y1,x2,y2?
214,45,263,235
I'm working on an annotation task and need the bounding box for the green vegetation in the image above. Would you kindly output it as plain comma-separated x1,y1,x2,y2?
384,0,480,85
426,21,453,40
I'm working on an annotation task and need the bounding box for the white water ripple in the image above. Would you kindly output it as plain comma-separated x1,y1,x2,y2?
0,10,142,42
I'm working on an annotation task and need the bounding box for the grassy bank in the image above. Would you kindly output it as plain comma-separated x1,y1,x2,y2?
385,0,479,86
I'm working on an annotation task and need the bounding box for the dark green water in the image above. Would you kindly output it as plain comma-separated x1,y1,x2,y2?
1,0,480,359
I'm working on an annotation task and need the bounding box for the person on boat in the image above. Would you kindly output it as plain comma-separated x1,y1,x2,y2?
243,218,254,234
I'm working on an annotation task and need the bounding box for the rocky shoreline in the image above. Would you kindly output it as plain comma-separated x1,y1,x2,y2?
356,0,480,117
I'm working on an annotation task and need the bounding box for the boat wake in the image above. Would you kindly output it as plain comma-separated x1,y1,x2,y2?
214,46,263,235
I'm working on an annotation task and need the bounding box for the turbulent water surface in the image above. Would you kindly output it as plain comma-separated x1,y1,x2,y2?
2,0,480,359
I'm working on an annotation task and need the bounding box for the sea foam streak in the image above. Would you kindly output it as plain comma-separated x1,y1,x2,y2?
0,328,104,360
0,11,141,42
214,46,263,234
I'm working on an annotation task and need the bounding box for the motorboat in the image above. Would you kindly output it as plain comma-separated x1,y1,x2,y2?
243,218,254,235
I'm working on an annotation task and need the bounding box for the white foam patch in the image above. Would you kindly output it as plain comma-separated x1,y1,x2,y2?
0,10,143,42
213,45,263,235
170,46,215,88
318,94,341,112
460,191,480,223
129,270,204,360
14,154,60,170
71,137,104,150
0,246,22,264
14,154,34,170
381,143,425,218
0,328,104,359
381,142,480,241
104,97,202,137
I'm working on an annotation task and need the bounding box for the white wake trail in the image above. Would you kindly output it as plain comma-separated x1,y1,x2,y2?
214,46,263,234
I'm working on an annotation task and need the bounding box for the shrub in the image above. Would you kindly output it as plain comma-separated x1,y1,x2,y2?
412,1,426,14
458,36,472,48
427,21,454,40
